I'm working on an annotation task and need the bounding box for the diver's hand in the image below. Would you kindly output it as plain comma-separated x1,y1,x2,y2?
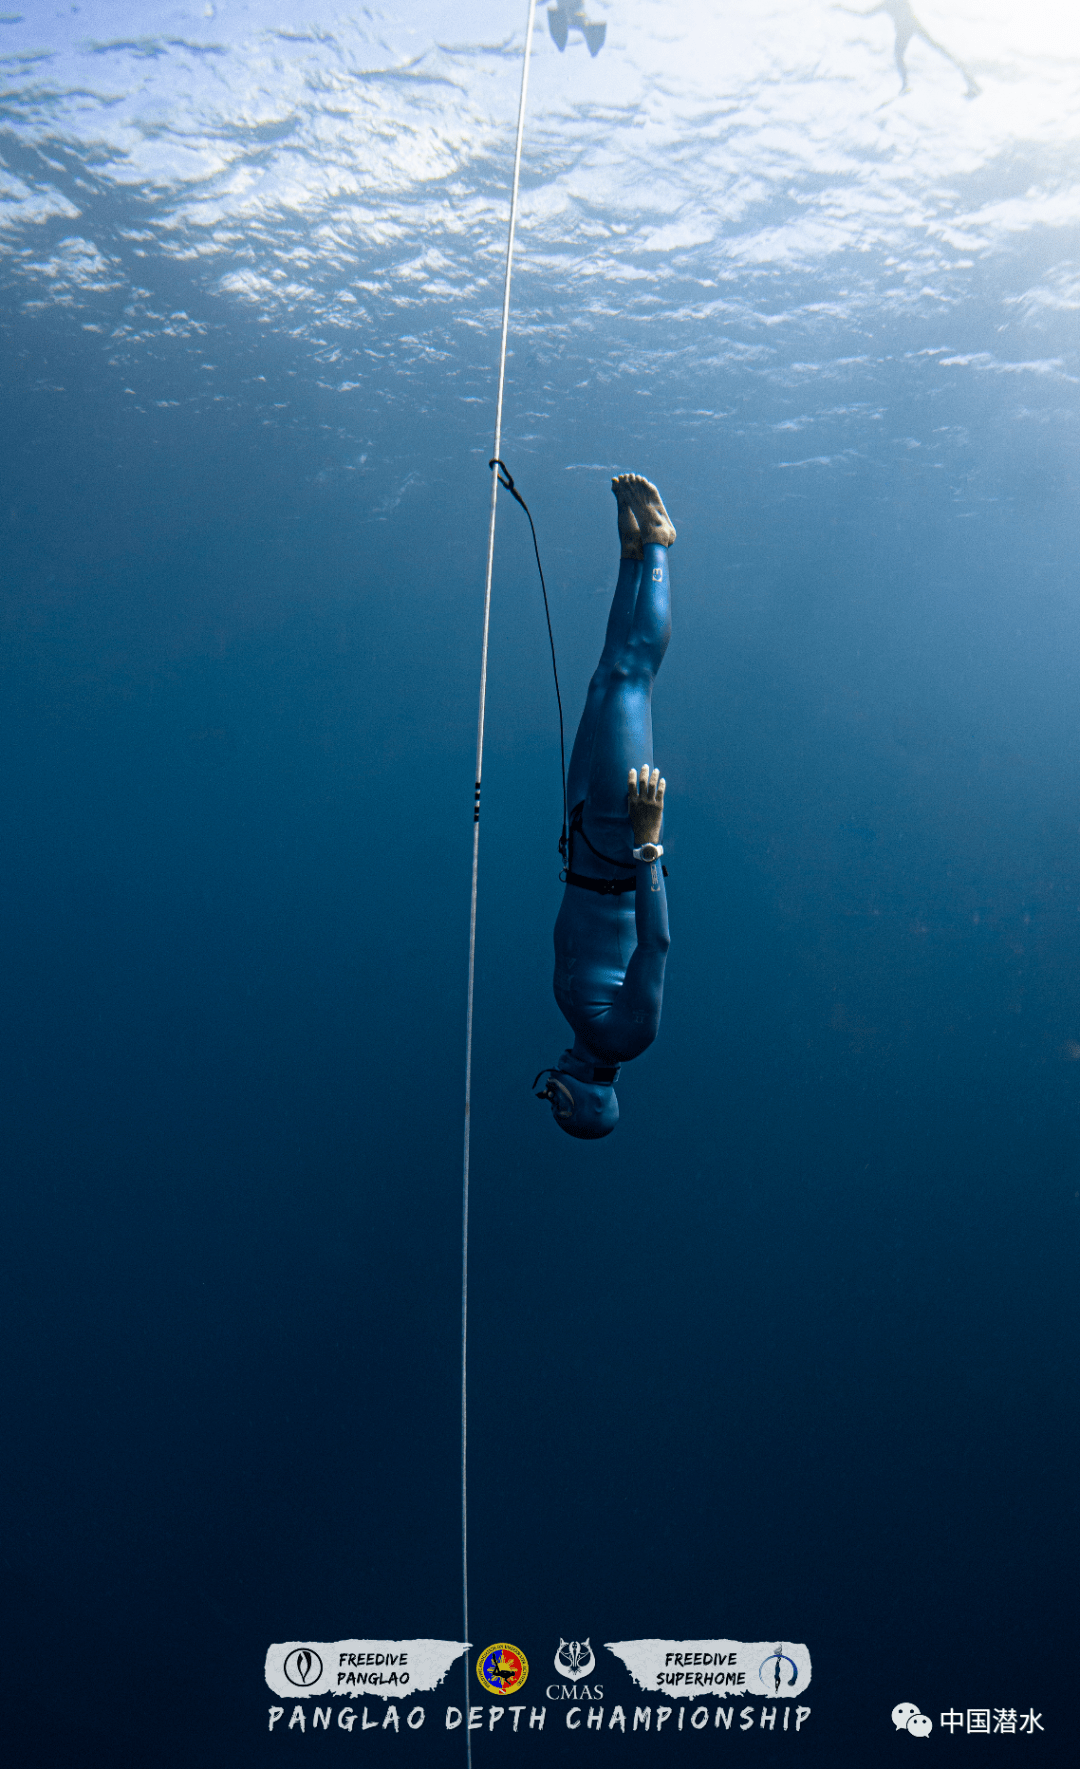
628,763,665,847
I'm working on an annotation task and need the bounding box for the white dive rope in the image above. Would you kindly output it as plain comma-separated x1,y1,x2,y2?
461,1,538,1753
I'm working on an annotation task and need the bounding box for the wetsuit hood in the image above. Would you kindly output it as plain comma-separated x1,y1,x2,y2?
535,1051,620,1139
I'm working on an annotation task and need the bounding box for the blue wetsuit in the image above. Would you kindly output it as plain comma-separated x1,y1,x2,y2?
553,540,671,1075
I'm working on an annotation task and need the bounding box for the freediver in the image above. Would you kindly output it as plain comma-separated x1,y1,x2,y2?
547,1,606,58
836,0,980,99
535,475,674,1141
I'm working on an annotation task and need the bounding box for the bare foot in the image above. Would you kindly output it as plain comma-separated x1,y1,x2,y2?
612,482,643,560
612,472,675,548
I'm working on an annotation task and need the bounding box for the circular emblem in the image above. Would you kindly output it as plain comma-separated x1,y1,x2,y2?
758,1648,798,1692
284,1648,323,1687
477,1643,528,1696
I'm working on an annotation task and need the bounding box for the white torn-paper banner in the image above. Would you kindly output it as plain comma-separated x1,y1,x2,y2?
265,1639,469,1701
604,1639,811,1699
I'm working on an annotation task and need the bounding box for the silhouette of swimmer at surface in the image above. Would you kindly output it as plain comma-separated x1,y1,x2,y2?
837,1,980,98
535,476,673,1140
548,1,606,57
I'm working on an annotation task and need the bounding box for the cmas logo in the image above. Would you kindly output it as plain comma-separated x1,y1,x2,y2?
547,1638,603,1702
555,1639,595,1681
477,1644,529,1697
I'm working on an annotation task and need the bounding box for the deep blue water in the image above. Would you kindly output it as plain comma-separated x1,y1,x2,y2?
1,2,1078,1764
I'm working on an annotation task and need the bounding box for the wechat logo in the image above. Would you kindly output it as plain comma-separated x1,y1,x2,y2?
893,1703,932,1738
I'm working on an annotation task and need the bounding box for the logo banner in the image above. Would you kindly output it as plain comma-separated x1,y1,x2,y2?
605,1639,812,1699
265,1640,469,1702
